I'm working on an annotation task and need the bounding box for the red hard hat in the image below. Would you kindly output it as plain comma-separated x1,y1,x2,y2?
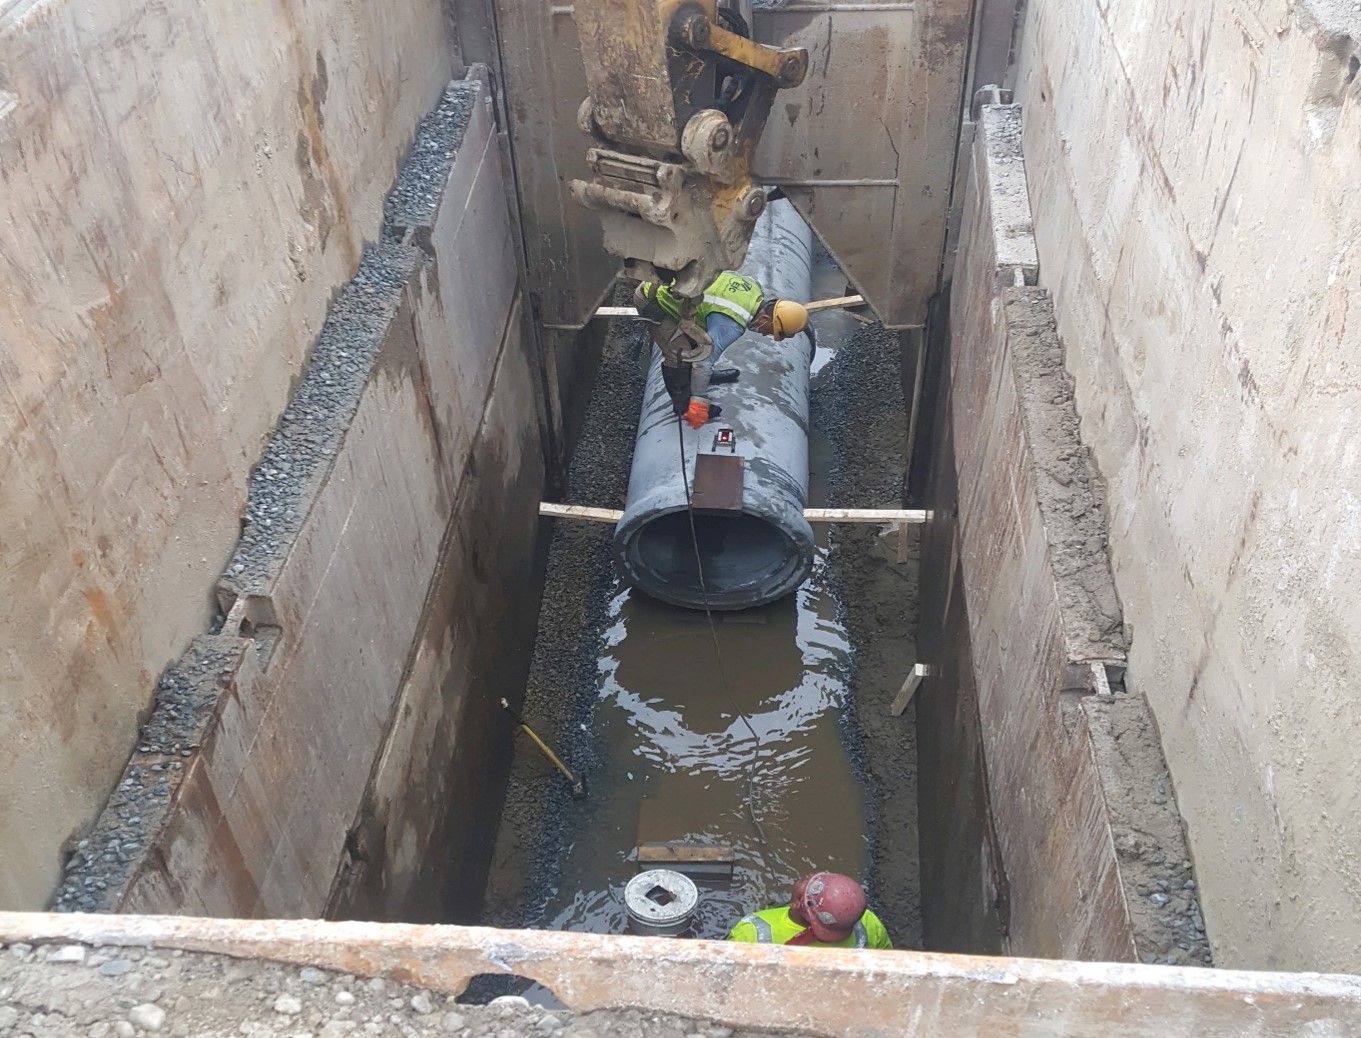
794,872,867,942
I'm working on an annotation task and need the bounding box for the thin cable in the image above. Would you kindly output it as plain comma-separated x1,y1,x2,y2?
675,417,771,850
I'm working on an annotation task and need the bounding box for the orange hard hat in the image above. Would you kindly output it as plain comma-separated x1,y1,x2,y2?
769,299,809,340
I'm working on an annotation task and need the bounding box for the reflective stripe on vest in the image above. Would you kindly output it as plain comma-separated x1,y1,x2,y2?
698,273,763,326
739,914,774,943
651,273,764,327
740,913,867,947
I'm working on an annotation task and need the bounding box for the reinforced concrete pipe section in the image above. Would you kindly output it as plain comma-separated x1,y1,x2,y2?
613,199,815,610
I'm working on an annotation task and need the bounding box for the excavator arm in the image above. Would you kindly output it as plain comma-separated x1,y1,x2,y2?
568,0,808,302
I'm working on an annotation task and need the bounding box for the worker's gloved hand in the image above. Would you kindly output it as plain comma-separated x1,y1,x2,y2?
685,399,718,427
633,282,667,324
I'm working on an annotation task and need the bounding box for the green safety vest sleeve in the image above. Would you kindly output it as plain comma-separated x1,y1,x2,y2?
645,272,765,327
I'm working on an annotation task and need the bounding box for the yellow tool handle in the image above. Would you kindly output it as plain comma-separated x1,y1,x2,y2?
520,724,577,785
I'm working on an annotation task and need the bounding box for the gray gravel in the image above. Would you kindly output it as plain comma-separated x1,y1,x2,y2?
386,83,476,233
218,236,421,596
52,638,242,913
222,80,478,597
0,941,811,1037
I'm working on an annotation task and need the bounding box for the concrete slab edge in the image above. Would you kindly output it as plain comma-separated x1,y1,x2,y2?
957,102,1211,967
2,912,1358,1037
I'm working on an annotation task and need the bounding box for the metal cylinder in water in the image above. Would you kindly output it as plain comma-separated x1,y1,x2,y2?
613,199,816,610
623,869,700,937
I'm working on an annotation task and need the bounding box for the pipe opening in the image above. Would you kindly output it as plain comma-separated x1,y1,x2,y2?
627,510,805,603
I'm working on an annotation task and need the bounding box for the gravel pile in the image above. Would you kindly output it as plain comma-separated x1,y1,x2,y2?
219,236,421,595
386,83,477,232
0,942,808,1038
52,638,242,913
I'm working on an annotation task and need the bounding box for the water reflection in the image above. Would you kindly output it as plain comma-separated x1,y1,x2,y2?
538,549,866,939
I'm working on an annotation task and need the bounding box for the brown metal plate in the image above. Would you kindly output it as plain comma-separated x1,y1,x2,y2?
691,453,744,513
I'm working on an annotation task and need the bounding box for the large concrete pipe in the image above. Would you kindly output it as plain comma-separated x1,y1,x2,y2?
613,200,815,610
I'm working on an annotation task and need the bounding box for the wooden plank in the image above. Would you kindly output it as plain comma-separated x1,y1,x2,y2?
538,503,929,524
890,663,930,716
636,843,736,865
804,508,929,523
803,294,865,313
538,502,624,522
591,295,866,320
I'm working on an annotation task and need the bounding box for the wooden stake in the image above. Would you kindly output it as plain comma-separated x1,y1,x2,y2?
890,663,931,716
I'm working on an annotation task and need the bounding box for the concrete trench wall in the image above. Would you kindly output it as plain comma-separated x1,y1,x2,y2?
933,104,1210,966
1014,0,1361,972
48,68,554,923
0,0,457,910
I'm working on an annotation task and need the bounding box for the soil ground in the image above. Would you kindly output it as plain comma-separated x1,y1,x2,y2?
0,940,813,1037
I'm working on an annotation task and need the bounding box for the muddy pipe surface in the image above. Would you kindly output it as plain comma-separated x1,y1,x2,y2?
613,200,816,610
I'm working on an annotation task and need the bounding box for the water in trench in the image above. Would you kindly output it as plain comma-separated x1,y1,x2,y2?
482,246,922,951
540,540,862,936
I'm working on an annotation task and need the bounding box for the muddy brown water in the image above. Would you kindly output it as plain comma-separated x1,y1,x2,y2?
539,546,866,938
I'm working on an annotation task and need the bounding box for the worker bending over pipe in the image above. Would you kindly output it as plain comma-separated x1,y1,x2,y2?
635,273,809,429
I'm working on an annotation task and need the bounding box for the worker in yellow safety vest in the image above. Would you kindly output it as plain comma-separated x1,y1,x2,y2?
727,871,892,949
634,272,809,430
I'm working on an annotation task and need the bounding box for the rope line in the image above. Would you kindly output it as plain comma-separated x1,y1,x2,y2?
675,417,770,851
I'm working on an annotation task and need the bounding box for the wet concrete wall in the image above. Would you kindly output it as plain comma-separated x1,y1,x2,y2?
0,0,457,909
914,301,1009,956
932,104,1209,965
1014,0,1361,972
52,70,552,922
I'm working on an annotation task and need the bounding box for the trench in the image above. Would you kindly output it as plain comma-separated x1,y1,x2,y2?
45,74,1005,961
477,243,957,957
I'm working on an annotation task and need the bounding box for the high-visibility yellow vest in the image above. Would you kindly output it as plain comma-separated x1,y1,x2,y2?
726,906,893,949
643,272,765,327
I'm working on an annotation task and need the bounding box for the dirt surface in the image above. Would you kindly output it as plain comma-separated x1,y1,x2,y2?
0,941,812,1038
811,325,923,950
